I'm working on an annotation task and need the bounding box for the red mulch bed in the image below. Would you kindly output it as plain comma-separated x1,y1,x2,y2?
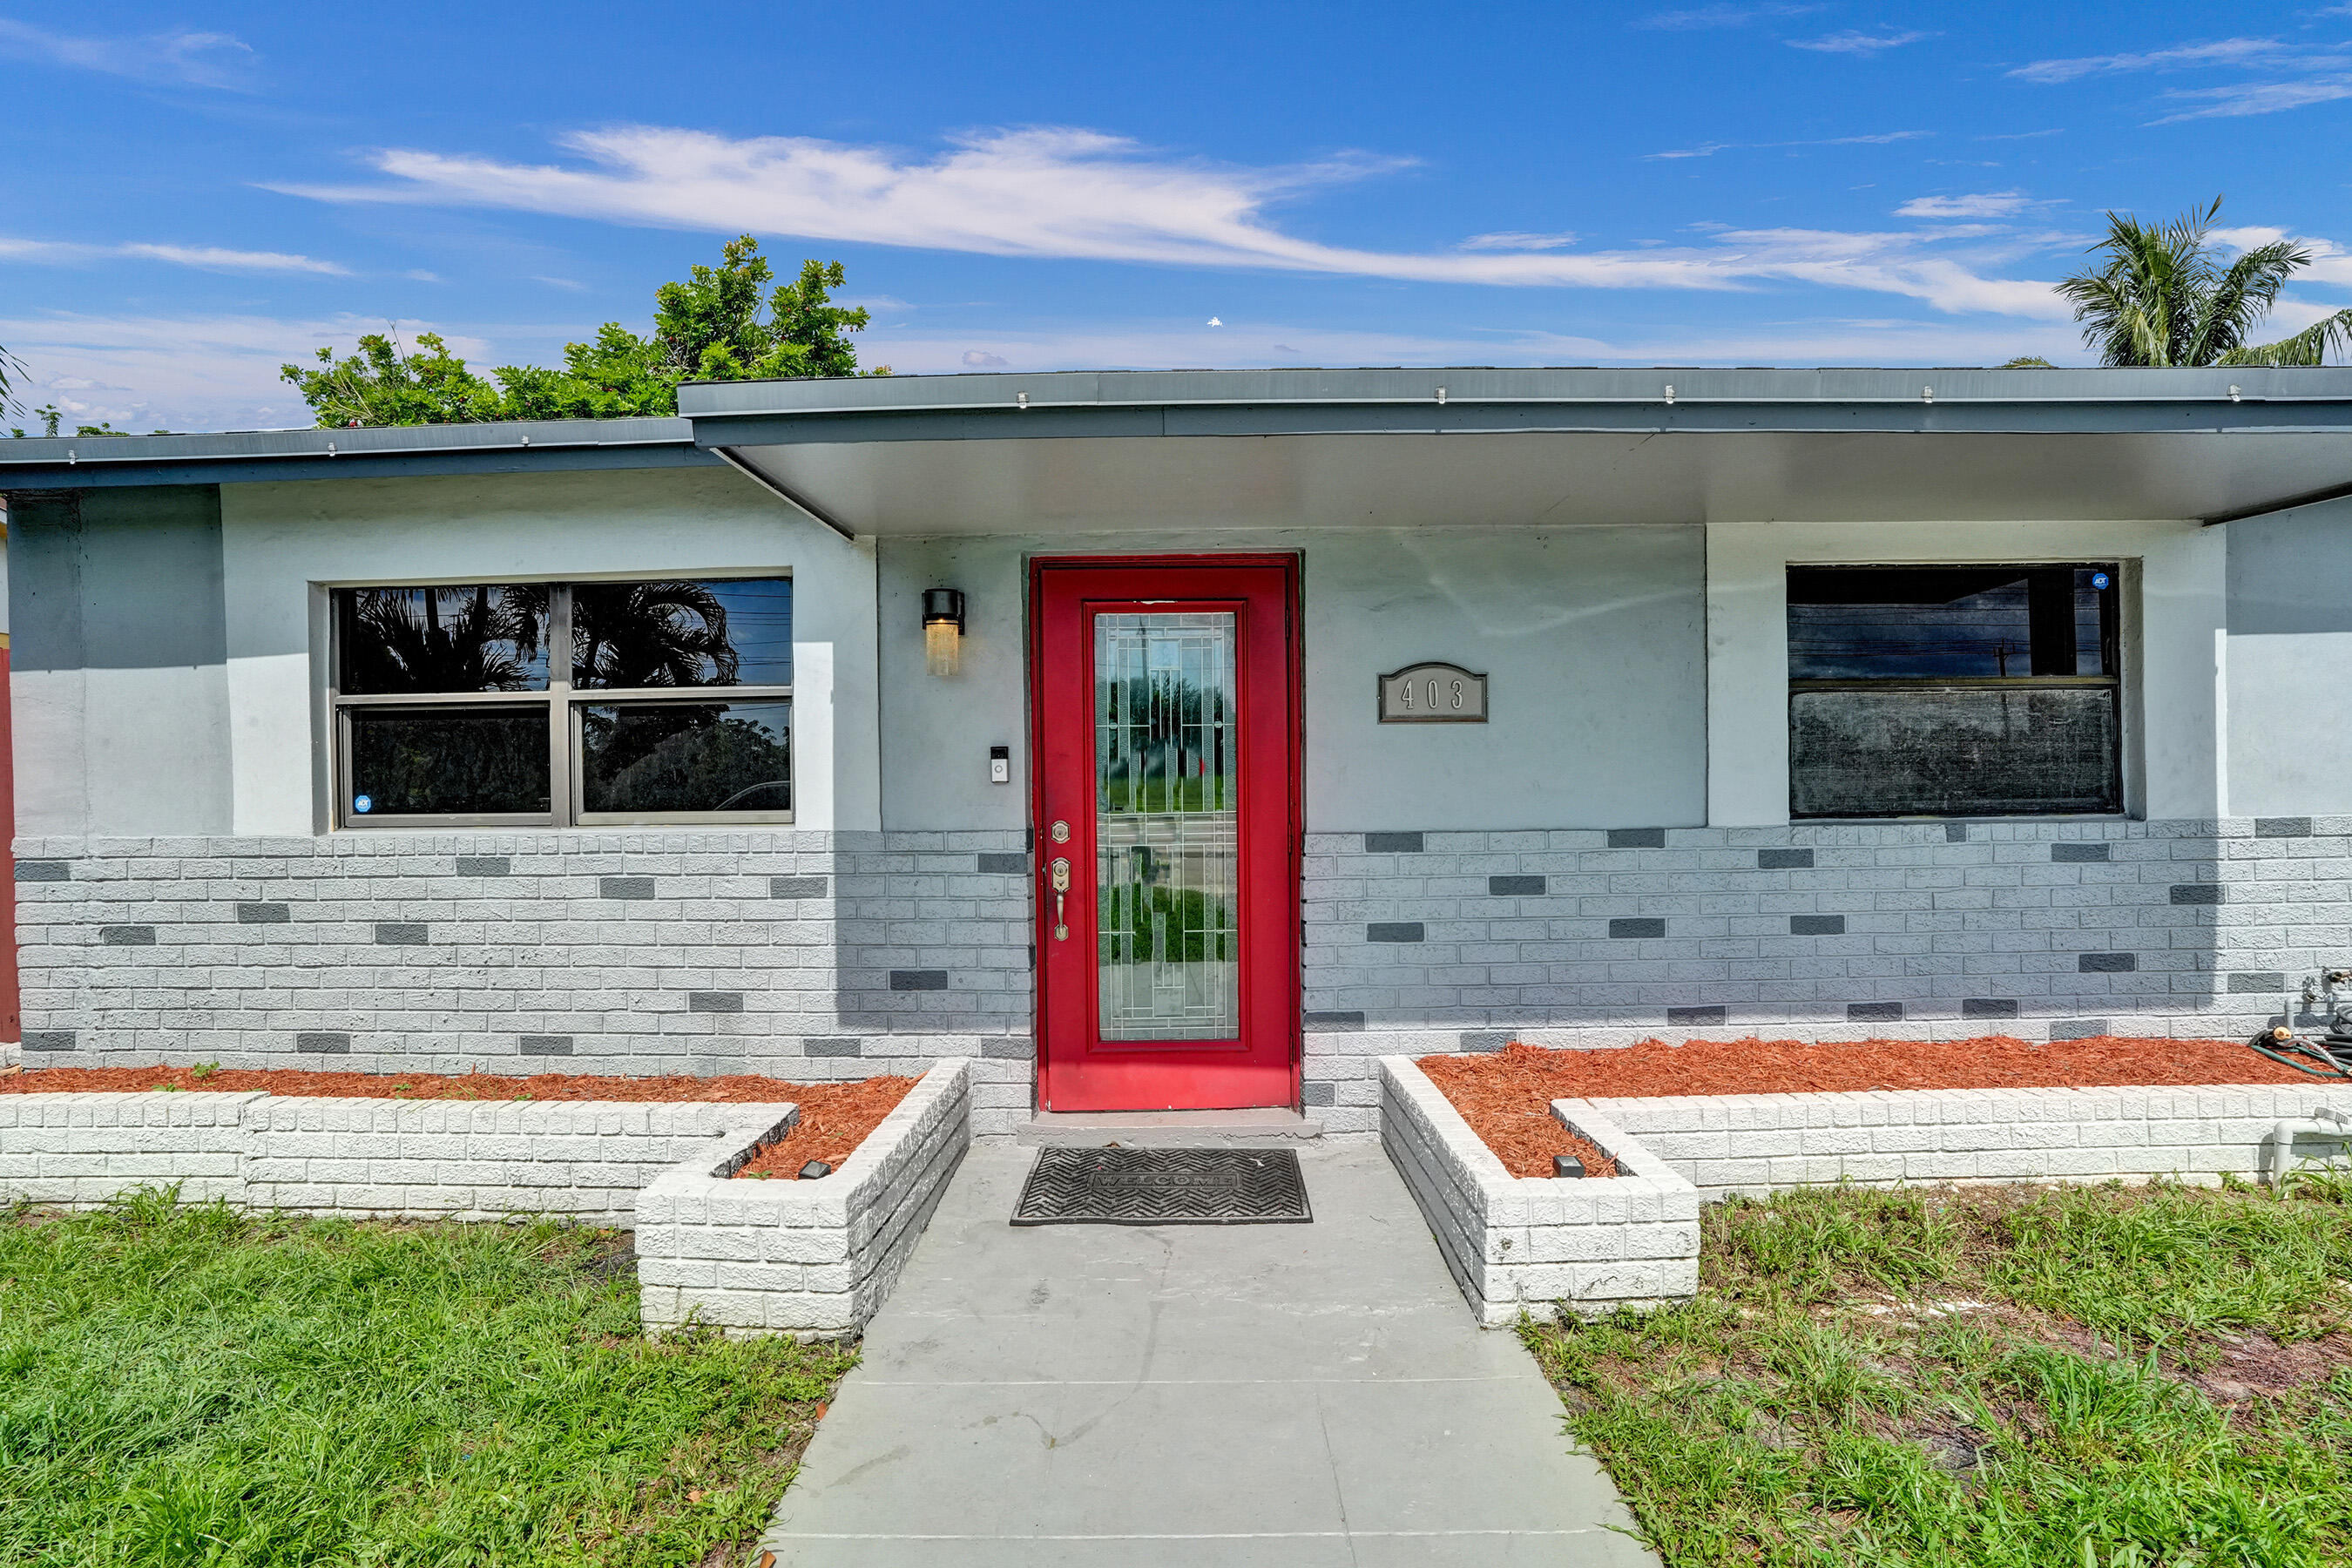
0,1064,917,1184
1421,1034,2305,1179
733,1076,917,1179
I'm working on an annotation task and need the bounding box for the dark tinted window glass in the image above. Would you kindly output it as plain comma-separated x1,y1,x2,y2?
335,586,550,693
1788,566,2114,679
571,578,793,689
348,707,550,817
1791,686,2121,816
579,700,792,814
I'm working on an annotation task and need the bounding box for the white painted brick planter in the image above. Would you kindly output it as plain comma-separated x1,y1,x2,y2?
0,1090,793,1222
635,1057,972,1339
1,1058,976,1338
1568,1082,2352,1199
1380,1057,1700,1327
1382,1055,2352,1327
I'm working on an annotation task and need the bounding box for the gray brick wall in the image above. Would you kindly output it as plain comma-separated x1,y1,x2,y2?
1303,819,2345,1041
14,828,1036,1131
20,815,2352,1143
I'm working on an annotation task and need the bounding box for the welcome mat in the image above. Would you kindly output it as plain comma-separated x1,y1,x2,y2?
1010,1147,1312,1226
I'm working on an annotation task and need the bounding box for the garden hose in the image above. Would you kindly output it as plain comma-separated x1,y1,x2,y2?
2245,1026,2352,1079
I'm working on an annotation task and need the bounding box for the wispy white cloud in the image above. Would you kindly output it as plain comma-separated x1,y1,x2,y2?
1788,30,1932,55
0,19,255,90
864,316,2087,377
277,125,2062,317
0,311,578,433
1896,192,2038,219
2008,37,2296,84
2151,75,2352,121
2007,35,2352,123
1631,3,1819,30
1646,130,1930,159
0,236,346,274
1458,231,1580,251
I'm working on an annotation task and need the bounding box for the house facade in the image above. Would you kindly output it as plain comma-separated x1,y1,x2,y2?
6,366,2350,1133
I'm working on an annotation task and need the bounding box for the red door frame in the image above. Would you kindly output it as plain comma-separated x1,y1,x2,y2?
1027,554,1302,1112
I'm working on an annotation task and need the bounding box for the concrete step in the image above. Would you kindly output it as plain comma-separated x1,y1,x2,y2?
1015,1108,1325,1147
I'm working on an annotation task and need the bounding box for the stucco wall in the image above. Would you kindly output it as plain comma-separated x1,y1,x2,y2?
878,526,1708,833
8,486,233,838
2225,494,2352,818
216,465,881,835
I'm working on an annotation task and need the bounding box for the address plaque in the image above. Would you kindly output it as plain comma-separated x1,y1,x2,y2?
1378,661,1489,723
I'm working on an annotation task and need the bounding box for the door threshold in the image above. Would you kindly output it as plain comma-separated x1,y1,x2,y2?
1017,1108,1324,1148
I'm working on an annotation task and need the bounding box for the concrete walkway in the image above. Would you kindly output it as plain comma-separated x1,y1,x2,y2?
760,1142,1659,1566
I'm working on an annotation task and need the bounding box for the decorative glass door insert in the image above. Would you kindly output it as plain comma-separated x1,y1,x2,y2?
1094,612,1240,1040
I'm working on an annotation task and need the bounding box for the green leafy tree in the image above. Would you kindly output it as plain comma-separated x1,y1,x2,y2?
280,331,504,428
2058,197,2352,367
281,237,880,428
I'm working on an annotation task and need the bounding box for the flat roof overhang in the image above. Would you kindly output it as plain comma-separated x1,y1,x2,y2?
4,368,2350,535
0,416,708,490
682,367,2352,537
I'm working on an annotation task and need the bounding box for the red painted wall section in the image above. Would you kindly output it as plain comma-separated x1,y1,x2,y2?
1,638,15,1044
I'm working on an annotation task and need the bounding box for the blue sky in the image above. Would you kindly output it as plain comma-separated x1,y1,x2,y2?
5,1,2351,431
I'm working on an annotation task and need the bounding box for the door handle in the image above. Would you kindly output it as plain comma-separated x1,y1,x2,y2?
1049,856,1070,941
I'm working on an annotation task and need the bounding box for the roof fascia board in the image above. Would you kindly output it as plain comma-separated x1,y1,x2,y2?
0,442,719,491
693,400,2352,448
679,364,2352,420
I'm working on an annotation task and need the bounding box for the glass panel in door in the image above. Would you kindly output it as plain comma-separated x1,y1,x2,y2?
1094,612,1240,1039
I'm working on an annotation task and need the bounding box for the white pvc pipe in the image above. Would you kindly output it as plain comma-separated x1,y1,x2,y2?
2268,1111,2352,1186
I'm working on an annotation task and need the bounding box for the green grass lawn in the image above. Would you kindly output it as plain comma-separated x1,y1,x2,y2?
1524,1173,2352,1568
0,1188,855,1567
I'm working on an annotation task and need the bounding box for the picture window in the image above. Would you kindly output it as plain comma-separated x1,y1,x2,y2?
1787,564,2121,818
330,578,793,826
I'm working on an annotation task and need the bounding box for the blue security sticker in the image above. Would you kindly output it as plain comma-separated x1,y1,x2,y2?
353,794,374,814
2090,571,2111,591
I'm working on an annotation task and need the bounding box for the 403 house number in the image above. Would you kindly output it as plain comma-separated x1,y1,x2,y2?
1377,662,1490,723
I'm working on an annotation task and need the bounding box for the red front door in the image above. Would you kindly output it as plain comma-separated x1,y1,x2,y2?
1031,556,1301,1112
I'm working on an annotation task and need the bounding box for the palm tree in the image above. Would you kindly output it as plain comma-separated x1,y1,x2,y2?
2058,197,2352,367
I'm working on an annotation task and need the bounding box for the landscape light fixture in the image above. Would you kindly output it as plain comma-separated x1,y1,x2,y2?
923,587,966,676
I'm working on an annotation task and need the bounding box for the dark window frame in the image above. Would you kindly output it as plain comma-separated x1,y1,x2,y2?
328,577,794,829
1787,563,2124,820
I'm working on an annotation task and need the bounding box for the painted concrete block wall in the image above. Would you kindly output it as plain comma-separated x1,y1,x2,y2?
876,526,1707,833
1301,817,2347,1048
0,1090,260,1206
0,1089,791,1220
13,829,1038,1131
637,1057,972,1336
2226,494,2352,818
1565,1082,2352,1199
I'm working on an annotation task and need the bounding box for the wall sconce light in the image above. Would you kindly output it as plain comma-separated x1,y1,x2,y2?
923,587,966,677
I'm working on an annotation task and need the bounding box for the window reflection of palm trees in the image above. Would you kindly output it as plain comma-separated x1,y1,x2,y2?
572,581,738,688
340,585,550,693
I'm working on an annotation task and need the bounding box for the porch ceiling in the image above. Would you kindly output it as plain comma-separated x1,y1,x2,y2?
713,427,2352,536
